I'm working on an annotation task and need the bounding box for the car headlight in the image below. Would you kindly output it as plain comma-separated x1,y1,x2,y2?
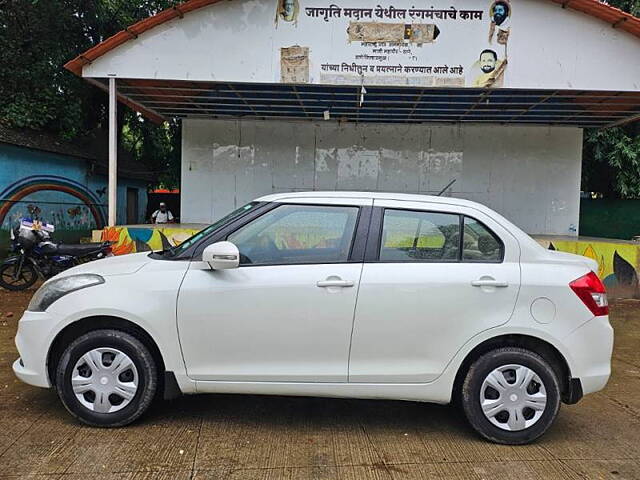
28,274,105,312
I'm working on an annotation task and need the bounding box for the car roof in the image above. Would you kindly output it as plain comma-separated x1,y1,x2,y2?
256,191,484,209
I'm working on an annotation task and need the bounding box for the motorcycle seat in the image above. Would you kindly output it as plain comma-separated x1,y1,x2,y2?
53,242,110,256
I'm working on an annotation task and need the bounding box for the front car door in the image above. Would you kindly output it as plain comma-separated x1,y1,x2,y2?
349,199,521,383
177,198,372,383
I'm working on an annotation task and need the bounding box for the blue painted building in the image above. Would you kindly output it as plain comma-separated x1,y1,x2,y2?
0,125,153,249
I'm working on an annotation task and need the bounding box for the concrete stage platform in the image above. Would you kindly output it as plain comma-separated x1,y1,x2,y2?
94,225,640,298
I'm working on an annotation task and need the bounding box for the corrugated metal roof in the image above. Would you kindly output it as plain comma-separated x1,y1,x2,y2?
102,78,640,128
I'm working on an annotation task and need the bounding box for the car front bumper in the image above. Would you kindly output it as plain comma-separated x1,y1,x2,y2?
13,310,58,388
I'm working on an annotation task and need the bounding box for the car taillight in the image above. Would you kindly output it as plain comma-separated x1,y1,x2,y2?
569,271,608,316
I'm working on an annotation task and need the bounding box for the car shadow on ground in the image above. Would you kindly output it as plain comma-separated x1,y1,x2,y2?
35,385,473,438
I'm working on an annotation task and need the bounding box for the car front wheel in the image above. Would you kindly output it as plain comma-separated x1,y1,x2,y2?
55,329,158,427
461,347,561,444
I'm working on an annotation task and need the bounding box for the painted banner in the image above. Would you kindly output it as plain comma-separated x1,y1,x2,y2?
275,0,512,88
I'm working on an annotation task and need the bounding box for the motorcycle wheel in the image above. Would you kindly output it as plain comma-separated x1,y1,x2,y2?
0,262,38,291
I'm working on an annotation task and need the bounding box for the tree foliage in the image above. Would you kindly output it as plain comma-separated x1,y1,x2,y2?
606,0,640,16
583,124,640,198
1,0,639,193
582,0,640,198
0,0,181,187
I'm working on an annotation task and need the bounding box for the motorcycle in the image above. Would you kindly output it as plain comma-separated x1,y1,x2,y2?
0,218,113,291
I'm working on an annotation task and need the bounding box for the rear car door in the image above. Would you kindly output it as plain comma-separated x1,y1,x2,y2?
177,198,372,383
349,199,521,383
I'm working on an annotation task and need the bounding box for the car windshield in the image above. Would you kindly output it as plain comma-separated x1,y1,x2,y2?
164,202,259,258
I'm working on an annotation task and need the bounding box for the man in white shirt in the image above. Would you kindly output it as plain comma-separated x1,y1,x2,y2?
151,202,175,224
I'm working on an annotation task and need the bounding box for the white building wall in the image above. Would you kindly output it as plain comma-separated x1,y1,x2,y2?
181,119,582,235
83,0,640,92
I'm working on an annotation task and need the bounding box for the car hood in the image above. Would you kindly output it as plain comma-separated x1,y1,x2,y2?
56,252,153,278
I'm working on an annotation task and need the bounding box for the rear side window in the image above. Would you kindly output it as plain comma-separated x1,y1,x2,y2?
227,204,359,265
379,209,461,262
462,217,504,262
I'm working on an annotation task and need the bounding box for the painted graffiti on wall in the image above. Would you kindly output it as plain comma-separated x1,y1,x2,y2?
276,0,300,23
470,0,510,87
0,175,106,237
488,0,510,44
537,238,640,297
100,226,640,298
101,226,201,255
287,0,511,88
472,48,506,87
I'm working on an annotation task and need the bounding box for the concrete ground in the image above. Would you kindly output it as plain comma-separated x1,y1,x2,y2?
1,288,639,480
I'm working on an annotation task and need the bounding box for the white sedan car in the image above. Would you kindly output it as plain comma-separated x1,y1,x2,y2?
13,192,612,444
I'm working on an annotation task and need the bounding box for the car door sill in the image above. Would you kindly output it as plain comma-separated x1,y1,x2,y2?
194,380,449,404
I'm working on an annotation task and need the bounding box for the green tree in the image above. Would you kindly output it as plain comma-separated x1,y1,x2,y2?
0,0,181,187
606,0,640,16
582,0,640,198
583,124,640,198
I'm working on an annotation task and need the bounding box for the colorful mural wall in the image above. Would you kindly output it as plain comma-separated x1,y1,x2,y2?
100,226,202,255
535,237,640,298
0,143,147,254
95,225,640,298
0,174,107,232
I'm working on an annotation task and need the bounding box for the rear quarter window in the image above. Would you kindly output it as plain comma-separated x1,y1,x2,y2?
462,216,504,262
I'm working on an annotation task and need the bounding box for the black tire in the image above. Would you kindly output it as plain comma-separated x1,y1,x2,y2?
0,261,38,291
461,347,561,445
55,329,158,427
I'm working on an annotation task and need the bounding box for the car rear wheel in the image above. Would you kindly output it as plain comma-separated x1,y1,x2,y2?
55,329,158,427
461,347,561,444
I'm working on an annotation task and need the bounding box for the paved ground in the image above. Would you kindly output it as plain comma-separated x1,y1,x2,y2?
1,287,640,480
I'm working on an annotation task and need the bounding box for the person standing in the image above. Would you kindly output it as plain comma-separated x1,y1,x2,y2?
151,202,175,224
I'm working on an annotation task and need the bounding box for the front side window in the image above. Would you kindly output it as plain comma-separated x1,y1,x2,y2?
227,204,359,265
379,209,461,262
462,217,504,262
165,202,258,258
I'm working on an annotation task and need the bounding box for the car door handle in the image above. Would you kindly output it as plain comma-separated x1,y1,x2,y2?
317,279,354,288
471,279,509,288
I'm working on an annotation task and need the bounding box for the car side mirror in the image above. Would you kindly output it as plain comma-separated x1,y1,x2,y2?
202,241,240,270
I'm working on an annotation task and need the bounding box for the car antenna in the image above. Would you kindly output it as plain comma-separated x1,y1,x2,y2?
437,179,456,196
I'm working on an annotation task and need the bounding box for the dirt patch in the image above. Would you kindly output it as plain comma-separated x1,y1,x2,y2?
0,285,37,328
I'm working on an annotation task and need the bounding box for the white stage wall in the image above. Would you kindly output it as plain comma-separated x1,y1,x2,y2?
181,118,582,235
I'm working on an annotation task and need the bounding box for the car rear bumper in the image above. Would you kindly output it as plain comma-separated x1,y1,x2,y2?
13,310,56,388
563,315,613,396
